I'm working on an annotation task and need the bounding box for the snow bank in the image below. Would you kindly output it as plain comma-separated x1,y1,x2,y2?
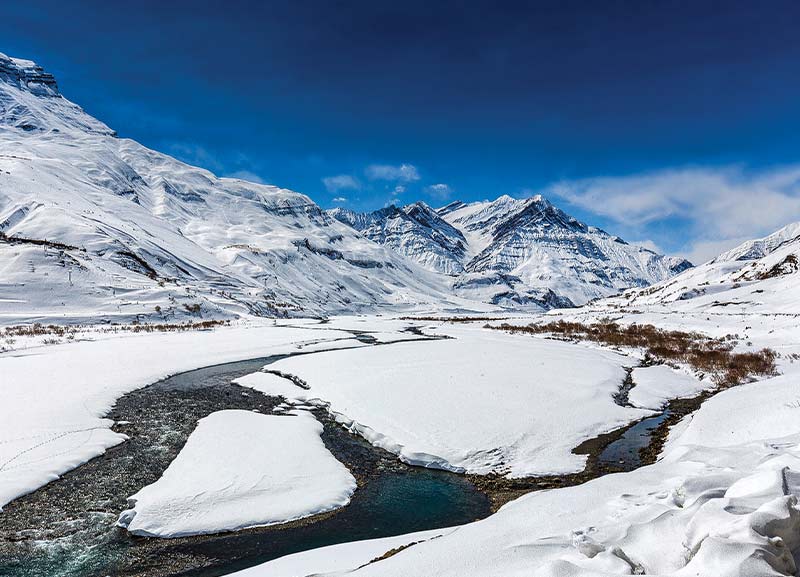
230,527,453,577
628,364,708,410
240,324,649,476
665,372,800,451
117,410,356,537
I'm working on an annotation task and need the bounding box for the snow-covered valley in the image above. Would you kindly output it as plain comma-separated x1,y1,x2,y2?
2,49,800,577
3,288,800,577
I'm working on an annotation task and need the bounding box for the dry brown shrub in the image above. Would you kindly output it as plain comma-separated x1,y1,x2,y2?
493,320,777,386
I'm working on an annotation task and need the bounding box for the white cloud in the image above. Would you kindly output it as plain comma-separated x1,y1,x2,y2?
632,239,665,254
365,163,420,182
322,174,361,193
425,183,452,200
331,196,348,203
225,170,267,184
546,164,800,261
684,237,754,265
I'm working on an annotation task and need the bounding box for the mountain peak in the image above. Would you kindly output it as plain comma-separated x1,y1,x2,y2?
0,53,114,135
327,202,468,275
0,53,59,96
713,221,800,264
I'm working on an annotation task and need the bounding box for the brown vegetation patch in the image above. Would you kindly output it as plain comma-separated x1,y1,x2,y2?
490,320,777,387
2,320,229,339
0,231,82,252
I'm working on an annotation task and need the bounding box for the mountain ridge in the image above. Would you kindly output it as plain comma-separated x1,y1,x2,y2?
599,220,800,314
329,194,692,308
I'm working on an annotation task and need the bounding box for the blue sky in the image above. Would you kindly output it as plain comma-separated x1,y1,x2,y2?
3,0,800,262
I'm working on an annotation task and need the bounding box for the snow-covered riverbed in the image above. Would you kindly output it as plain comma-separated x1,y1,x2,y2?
225,307,800,577
0,319,403,510
239,325,660,477
3,312,798,577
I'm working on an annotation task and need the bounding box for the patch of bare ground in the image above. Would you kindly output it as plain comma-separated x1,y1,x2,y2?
0,231,83,252
363,539,427,567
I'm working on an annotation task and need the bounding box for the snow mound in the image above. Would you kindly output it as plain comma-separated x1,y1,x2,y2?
628,364,707,410
118,409,356,537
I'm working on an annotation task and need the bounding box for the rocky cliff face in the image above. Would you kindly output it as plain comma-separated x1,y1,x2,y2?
0,54,59,96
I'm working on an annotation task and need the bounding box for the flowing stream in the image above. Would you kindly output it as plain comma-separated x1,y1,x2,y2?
0,344,489,577
0,336,676,577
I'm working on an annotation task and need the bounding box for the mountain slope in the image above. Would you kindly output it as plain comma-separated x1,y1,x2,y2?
332,194,691,309
0,53,470,323
607,221,800,313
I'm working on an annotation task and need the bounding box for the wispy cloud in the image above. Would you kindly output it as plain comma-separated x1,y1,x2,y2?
631,239,665,254
225,170,267,184
331,196,348,203
323,174,361,193
425,183,452,200
546,164,800,263
365,163,420,182
166,142,224,173
166,142,270,186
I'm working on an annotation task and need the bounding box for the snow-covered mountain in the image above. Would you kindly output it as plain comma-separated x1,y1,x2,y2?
0,52,696,322
0,53,472,323
609,221,800,313
329,203,468,275
331,195,692,308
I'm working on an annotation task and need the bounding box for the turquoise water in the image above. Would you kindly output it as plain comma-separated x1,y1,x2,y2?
1,469,487,577
170,468,488,577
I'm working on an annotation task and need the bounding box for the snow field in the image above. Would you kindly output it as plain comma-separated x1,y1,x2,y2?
236,368,800,577
240,324,656,477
